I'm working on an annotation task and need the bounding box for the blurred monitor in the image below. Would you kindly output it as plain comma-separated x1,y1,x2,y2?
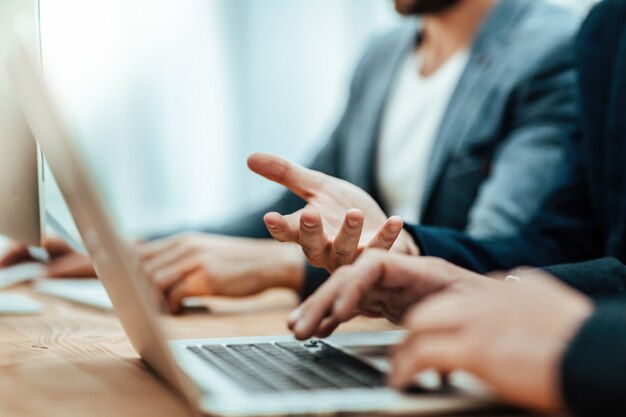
0,0,45,247
0,0,83,254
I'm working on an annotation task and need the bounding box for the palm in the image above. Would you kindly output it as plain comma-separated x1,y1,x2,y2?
298,177,388,245
247,152,408,272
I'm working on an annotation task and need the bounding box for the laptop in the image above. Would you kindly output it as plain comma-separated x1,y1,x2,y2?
7,30,492,416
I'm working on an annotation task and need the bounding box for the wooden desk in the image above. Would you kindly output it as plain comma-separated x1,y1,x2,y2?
0,286,531,417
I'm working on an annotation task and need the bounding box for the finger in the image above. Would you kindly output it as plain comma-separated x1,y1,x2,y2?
142,242,196,275
165,280,189,314
247,153,325,201
359,288,407,324
263,212,299,243
0,245,32,267
0,237,77,268
184,269,216,296
329,209,364,270
366,216,404,251
47,254,96,278
389,332,466,390
289,278,342,340
314,316,342,339
136,237,180,261
298,210,329,266
330,250,392,321
150,258,201,293
44,238,75,257
287,308,300,331
290,262,366,339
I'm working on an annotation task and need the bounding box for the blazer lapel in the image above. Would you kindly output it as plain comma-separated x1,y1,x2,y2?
346,21,421,196
419,0,532,218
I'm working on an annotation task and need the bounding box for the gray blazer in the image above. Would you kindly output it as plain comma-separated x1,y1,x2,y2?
207,0,580,295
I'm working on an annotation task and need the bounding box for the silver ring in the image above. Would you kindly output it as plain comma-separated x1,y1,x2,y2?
504,274,521,283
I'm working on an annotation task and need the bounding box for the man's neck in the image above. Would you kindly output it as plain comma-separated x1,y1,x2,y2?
418,0,498,76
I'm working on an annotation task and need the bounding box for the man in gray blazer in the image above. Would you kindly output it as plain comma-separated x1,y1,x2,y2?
1,0,580,312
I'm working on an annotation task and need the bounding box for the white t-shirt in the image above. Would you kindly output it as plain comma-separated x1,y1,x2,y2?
376,49,470,224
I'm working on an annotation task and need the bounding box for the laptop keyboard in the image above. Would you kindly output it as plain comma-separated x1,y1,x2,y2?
186,340,386,392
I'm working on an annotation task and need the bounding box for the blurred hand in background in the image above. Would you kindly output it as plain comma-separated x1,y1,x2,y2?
137,233,305,313
0,237,95,277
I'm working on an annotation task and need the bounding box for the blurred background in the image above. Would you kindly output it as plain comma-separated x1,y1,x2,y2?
34,0,596,237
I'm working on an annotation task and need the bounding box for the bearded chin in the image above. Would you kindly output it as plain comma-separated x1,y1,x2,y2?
405,0,463,15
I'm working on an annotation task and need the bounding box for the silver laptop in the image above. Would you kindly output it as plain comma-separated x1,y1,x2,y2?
7,30,492,416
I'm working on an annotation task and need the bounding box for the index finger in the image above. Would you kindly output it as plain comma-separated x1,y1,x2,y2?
289,276,345,340
290,251,391,339
247,152,325,201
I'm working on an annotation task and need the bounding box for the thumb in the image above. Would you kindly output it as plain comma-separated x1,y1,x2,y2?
247,152,324,201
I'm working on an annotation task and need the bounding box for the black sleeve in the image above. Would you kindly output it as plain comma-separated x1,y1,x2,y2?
561,299,626,416
543,258,626,298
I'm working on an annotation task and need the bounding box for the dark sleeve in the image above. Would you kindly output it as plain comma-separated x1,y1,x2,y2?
407,147,602,273
543,258,626,298
561,299,626,417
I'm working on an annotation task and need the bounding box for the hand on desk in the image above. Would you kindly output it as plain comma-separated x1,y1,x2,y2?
391,271,592,411
0,234,307,315
138,233,306,313
0,237,95,277
248,153,419,273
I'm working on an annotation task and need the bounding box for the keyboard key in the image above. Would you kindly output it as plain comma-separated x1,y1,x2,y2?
186,346,274,391
277,341,385,387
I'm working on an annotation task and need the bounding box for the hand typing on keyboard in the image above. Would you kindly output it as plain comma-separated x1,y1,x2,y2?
287,250,490,340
